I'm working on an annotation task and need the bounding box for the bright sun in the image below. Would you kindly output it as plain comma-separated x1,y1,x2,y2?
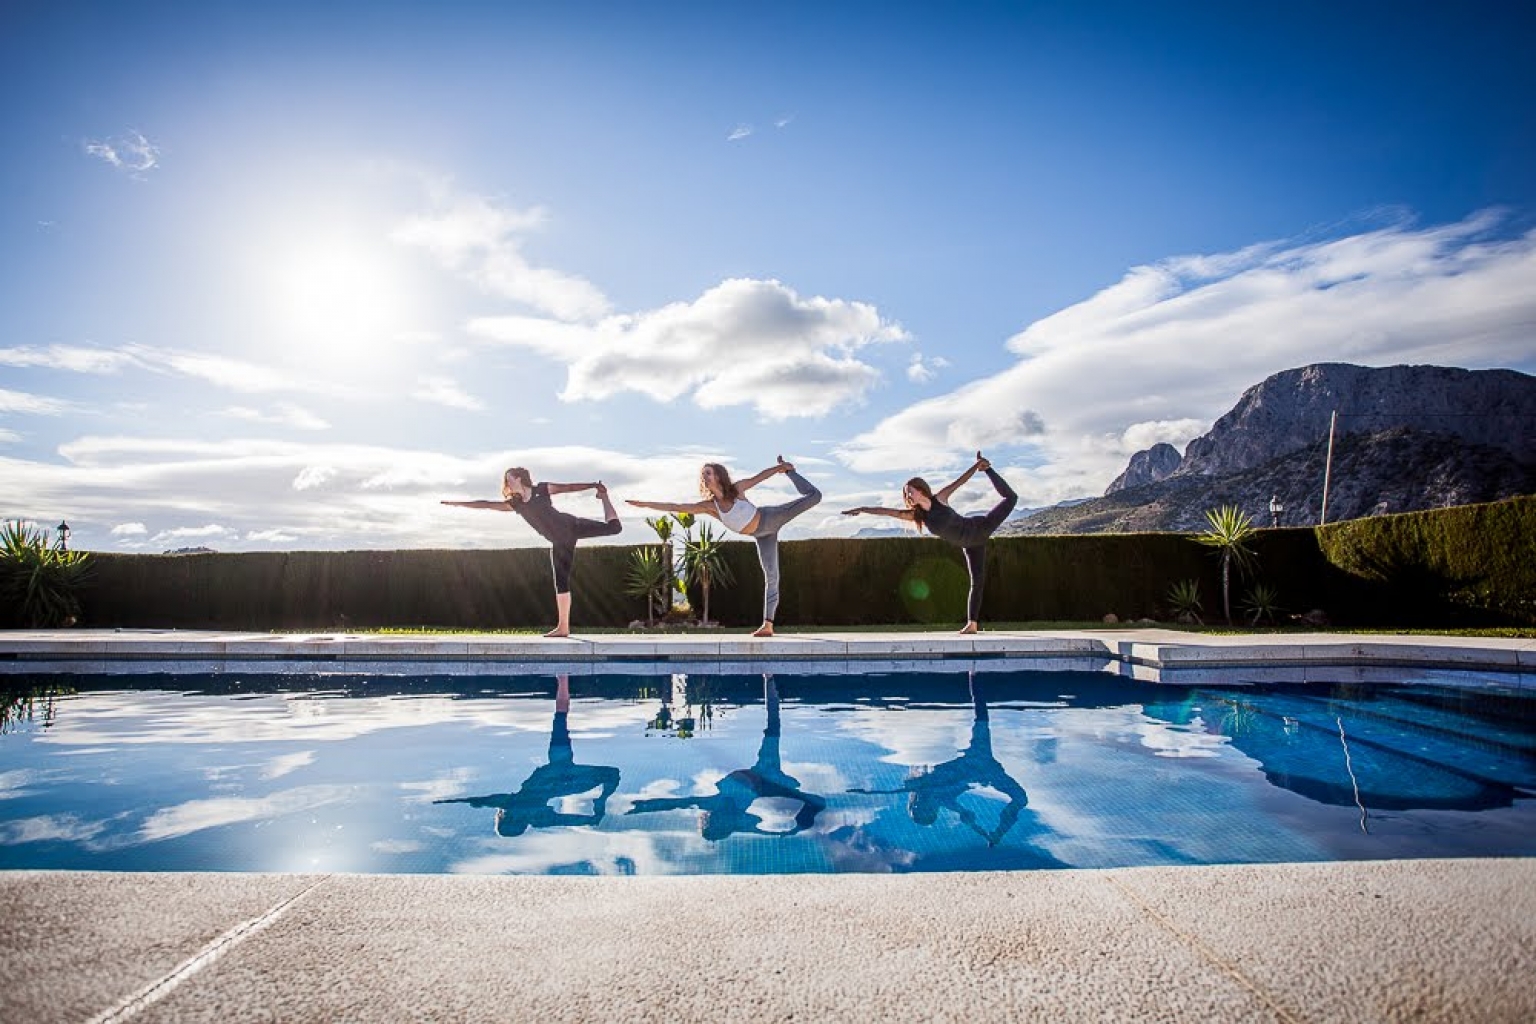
265,231,422,364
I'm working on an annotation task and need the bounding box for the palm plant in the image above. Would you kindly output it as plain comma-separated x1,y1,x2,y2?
1241,583,1284,626
1166,579,1204,624
0,521,94,628
1193,506,1258,626
645,515,676,601
681,521,735,626
623,546,670,626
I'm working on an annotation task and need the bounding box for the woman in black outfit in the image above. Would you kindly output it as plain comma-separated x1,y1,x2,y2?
442,467,621,637
842,451,1017,633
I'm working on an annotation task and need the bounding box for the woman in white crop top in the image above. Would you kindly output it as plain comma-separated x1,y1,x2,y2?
628,456,821,637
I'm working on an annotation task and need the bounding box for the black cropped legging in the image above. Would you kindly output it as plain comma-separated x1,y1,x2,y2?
545,515,622,594
928,468,1018,622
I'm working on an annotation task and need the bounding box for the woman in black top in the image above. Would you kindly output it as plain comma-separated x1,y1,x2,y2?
841,451,1017,633
442,467,621,637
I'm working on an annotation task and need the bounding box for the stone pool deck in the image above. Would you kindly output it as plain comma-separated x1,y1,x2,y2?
3,859,1532,1023
2,628,1533,684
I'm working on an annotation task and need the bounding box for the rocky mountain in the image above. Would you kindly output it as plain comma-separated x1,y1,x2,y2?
1001,363,1535,535
1105,442,1182,494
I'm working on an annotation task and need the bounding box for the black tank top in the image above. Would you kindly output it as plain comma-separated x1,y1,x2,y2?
921,500,968,545
512,483,567,542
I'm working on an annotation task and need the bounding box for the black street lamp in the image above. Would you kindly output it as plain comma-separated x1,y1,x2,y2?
1268,496,1284,529
56,520,71,551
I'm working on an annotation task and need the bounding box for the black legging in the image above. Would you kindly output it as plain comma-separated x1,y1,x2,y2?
547,516,622,594
928,469,1017,622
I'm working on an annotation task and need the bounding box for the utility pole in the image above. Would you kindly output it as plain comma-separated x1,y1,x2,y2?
1320,410,1337,525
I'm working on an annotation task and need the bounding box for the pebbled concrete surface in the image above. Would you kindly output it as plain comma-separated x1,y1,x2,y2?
3,859,1533,1023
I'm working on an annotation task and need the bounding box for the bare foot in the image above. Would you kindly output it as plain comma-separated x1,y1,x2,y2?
957,622,979,635
544,627,571,638
751,623,774,638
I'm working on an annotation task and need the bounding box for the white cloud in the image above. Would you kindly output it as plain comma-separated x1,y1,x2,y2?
223,403,331,431
0,388,74,416
837,212,1536,502
292,465,338,491
0,438,716,552
391,185,609,323
83,129,160,177
110,522,147,536
774,115,795,129
124,344,352,396
0,344,140,373
0,428,19,444
412,376,485,411
469,278,909,419
906,353,950,383
727,124,754,141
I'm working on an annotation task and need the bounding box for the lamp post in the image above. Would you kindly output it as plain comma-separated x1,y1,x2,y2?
1268,496,1284,529
56,520,71,551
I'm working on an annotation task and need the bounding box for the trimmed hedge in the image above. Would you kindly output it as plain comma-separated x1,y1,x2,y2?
70,496,1533,629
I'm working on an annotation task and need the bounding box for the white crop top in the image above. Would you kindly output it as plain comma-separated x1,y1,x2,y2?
713,494,759,533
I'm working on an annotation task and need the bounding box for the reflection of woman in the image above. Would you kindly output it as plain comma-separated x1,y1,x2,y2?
436,675,621,836
442,467,621,637
854,674,1028,846
627,456,820,637
841,451,1016,633
628,675,826,839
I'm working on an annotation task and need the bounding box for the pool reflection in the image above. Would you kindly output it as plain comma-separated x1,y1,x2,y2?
435,675,622,837
628,675,827,840
0,669,1532,875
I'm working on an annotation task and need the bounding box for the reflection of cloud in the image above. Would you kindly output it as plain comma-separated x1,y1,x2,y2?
0,814,108,845
371,838,424,854
261,750,316,779
1134,717,1229,758
450,829,692,875
402,767,481,804
139,784,353,842
0,769,45,800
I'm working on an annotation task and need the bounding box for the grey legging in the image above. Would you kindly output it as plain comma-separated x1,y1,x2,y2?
744,471,822,622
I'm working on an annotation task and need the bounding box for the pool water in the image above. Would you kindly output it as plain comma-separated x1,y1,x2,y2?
1,670,1532,875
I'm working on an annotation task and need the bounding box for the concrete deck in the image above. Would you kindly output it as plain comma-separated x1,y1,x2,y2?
3,628,1534,683
3,859,1532,1023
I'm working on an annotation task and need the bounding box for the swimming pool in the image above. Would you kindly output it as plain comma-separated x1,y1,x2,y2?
2,668,1532,874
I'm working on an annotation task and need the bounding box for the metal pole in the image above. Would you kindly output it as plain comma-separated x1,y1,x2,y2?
1320,410,1337,525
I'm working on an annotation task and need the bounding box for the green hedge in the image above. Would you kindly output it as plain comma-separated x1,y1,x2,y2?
70,496,1533,629
82,547,648,630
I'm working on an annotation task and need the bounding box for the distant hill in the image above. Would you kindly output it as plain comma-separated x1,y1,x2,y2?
1000,363,1536,535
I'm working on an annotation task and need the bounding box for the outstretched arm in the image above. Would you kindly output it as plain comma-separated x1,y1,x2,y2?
545,481,600,496
935,451,989,504
441,499,513,511
736,455,796,494
841,506,916,521
627,498,715,516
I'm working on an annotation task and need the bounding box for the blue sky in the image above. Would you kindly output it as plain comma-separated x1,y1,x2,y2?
2,1,1534,552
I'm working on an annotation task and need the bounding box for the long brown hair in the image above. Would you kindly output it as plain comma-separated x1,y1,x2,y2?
699,462,739,502
904,477,934,532
502,467,533,505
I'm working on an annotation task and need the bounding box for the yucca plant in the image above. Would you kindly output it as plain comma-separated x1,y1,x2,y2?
0,521,94,628
1166,578,1204,624
1241,582,1284,626
623,546,670,626
681,521,735,626
1193,506,1258,626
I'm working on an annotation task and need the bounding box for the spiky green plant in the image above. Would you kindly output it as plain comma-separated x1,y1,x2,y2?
1193,506,1258,626
0,521,94,628
1166,578,1204,624
681,521,735,626
1241,582,1284,626
623,546,670,626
